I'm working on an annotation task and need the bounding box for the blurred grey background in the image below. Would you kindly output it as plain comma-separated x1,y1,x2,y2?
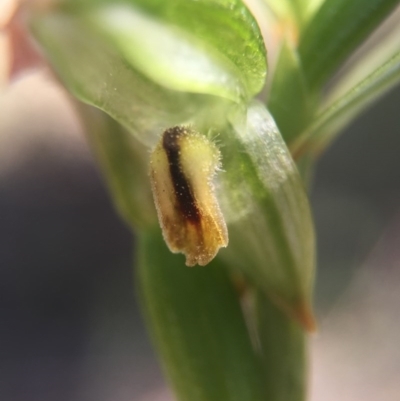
0,71,399,401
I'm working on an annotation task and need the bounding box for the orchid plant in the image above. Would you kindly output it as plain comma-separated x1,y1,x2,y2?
2,0,400,400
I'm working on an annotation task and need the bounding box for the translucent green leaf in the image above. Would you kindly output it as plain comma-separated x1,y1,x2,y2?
256,290,307,401
31,13,232,147
298,0,399,91
33,0,266,103
292,51,400,156
31,0,267,143
138,228,266,401
268,40,316,144
218,100,316,329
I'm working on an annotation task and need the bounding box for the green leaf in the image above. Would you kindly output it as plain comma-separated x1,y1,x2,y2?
137,227,266,401
77,103,156,228
218,100,316,330
256,290,307,401
291,51,400,156
298,0,400,91
268,40,316,144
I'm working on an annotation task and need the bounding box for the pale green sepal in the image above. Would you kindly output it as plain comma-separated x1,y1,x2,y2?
218,100,316,330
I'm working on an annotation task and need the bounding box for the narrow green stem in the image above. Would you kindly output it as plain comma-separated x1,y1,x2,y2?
137,227,266,401
256,290,308,401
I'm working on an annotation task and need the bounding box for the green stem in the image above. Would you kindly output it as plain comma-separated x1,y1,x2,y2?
256,290,308,401
137,227,266,401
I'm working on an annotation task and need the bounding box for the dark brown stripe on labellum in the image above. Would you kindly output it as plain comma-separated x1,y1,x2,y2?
162,127,201,224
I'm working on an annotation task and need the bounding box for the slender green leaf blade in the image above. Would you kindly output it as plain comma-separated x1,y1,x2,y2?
292,51,400,156
256,290,307,401
298,0,400,91
137,228,266,401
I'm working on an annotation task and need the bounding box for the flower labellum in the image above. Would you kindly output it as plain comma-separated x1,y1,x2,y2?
150,126,228,266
